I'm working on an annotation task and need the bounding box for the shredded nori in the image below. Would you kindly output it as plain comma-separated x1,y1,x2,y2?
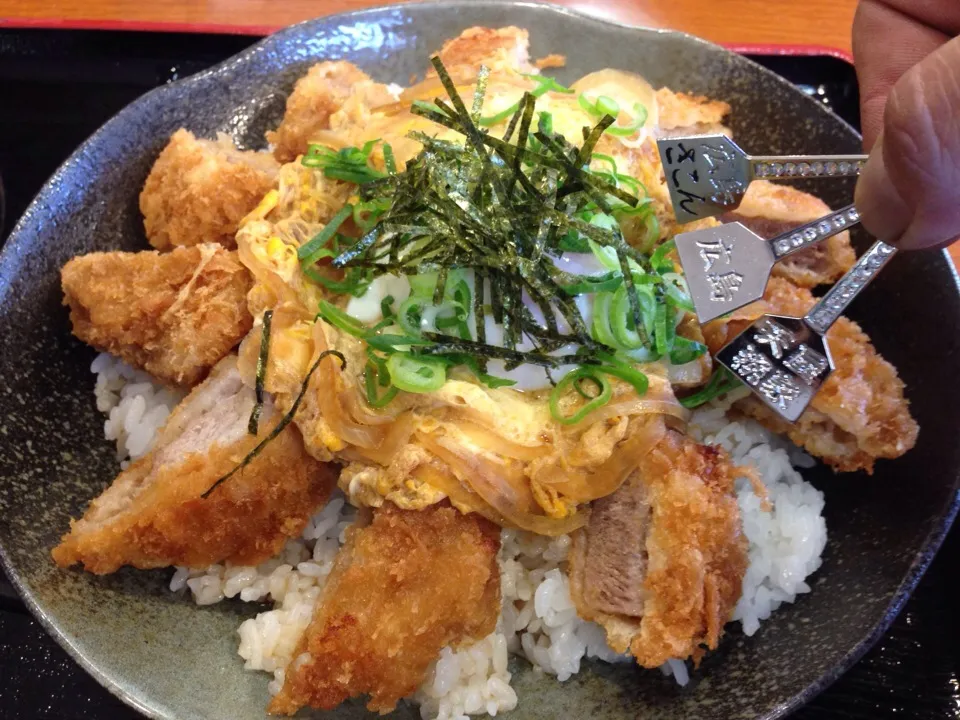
315,56,666,370
247,309,273,435
202,350,346,499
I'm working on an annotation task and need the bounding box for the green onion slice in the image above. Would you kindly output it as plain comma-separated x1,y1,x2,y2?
382,142,397,174
591,153,618,174
364,360,399,408
550,367,613,425
590,292,620,349
353,198,391,231
578,95,647,137
478,74,572,127
317,299,369,339
302,140,386,183
669,336,707,365
560,271,623,296
574,373,605,399
595,95,620,117
397,296,427,335
604,103,648,137
610,284,655,350
303,267,372,297
650,238,676,272
364,333,432,353
298,204,355,261
597,363,649,396
386,352,447,393
679,367,741,409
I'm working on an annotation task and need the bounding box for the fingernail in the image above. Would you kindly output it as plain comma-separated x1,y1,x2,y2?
854,138,912,245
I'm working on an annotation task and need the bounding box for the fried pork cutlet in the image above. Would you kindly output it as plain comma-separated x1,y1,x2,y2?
61,244,252,387
569,429,746,667
52,356,336,574
655,87,731,137
140,129,279,250
702,276,919,473
267,61,396,163
270,502,501,715
721,180,856,287
434,26,536,79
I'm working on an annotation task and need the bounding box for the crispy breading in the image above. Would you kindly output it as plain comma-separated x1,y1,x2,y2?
52,356,336,574
61,244,252,386
721,180,855,287
140,129,279,249
702,277,919,473
267,61,396,163
655,87,731,136
569,430,746,667
534,53,566,70
630,432,745,666
270,502,501,715
434,26,535,79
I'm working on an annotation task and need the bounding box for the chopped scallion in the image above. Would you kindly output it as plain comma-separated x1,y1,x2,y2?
386,352,447,393
679,367,741,409
298,204,354,261
550,367,612,425
669,336,707,365
364,360,399,408
382,142,397,174
302,140,386,183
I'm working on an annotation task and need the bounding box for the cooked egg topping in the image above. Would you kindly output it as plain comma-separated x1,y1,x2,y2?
232,57,710,532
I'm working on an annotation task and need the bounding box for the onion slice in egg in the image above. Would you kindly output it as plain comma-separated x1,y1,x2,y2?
418,431,587,536
539,415,666,503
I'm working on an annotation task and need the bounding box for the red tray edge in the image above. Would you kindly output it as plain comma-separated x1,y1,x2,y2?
723,42,853,65
0,16,855,65
0,17,280,37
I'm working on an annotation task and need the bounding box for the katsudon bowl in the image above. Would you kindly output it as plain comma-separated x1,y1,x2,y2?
0,2,959,719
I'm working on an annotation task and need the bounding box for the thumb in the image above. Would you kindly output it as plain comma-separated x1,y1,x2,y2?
854,35,960,251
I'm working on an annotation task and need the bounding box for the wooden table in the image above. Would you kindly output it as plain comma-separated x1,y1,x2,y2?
0,0,859,57
1,0,958,266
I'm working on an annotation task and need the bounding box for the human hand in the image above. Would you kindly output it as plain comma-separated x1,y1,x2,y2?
853,0,960,250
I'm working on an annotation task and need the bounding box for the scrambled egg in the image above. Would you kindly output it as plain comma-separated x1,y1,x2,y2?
234,66,675,516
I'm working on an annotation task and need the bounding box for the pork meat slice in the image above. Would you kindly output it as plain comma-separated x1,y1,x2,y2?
570,429,746,667
52,355,336,574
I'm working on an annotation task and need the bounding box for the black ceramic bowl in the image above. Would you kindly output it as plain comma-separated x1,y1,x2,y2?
0,3,958,720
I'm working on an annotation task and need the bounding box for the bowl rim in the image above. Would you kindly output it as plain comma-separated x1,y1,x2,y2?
1,3,958,719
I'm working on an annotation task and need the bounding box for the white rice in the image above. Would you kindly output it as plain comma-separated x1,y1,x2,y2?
687,387,827,637
90,353,184,466
91,352,828,717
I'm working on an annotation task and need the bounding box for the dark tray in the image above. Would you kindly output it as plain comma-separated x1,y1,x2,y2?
0,28,955,720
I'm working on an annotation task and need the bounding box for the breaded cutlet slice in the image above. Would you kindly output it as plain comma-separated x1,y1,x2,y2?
270,502,501,715
433,26,536,79
721,180,856,288
569,429,746,668
655,87,732,136
140,129,279,250
267,61,396,163
702,276,919,473
61,244,252,386
53,355,337,574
